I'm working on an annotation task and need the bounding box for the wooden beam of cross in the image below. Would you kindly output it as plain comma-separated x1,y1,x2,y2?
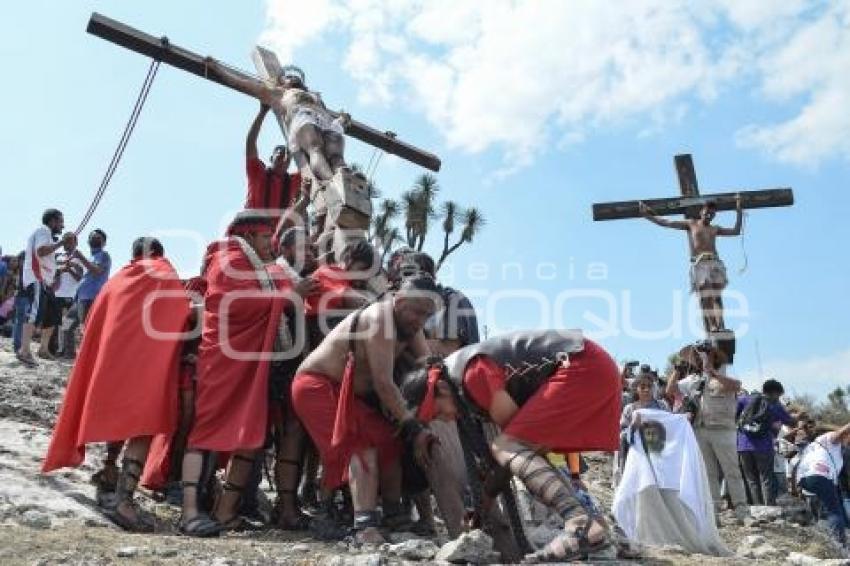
592,154,793,221
86,12,441,172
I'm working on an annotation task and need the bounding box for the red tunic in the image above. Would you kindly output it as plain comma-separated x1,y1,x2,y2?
187,239,291,452
304,264,351,316
42,258,190,473
463,339,620,453
292,369,401,489
245,157,301,219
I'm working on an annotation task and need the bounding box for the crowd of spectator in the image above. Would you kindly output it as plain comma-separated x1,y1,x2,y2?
0,210,111,365
616,341,850,549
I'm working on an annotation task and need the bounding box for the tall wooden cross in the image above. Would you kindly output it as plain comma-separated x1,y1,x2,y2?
592,153,795,363
85,12,441,172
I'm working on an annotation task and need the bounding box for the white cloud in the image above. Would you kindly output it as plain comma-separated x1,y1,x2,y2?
740,348,850,401
734,2,850,166
260,0,850,169
259,0,349,62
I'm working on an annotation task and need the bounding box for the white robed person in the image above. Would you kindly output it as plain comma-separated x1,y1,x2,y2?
612,409,731,556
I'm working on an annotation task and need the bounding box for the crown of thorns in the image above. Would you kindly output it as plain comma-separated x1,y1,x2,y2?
279,65,305,82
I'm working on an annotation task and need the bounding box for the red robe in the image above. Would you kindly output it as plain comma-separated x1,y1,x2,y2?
42,258,190,472
463,339,621,453
304,264,350,316
187,239,291,452
245,157,301,219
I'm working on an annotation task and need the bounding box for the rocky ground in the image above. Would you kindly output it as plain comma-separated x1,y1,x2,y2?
1,336,849,565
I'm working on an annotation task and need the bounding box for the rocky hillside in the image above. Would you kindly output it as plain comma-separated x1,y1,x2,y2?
0,337,847,565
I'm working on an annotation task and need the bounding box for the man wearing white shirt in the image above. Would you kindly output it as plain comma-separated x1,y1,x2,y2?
17,209,77,366
796,422,850,544
54,252,84,359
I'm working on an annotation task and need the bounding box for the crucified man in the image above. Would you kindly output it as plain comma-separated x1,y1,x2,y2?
639,195,743,333
205,59,351,183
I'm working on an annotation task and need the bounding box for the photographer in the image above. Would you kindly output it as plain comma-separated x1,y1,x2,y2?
665,341,748,523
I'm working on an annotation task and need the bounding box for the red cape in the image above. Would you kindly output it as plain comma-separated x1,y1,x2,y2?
188,239,291,452
43,258,190,473
304,264,350,316
140,278,206,490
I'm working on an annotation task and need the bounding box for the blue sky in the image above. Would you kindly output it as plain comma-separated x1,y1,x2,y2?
2,1,848,398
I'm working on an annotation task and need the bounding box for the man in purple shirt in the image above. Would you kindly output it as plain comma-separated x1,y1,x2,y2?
736,379,795,505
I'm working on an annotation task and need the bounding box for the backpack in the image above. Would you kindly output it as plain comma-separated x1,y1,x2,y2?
737,393,772,437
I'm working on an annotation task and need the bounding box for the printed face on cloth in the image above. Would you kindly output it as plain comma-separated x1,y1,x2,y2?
641,420,667,453
613,409,730,556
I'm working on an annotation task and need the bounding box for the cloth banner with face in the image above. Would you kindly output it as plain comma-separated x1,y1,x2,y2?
612,409,731,556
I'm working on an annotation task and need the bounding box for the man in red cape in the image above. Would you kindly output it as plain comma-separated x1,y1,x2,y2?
179,211,294,537
42,237,190,531
401,330,621,562
292,275,439,544
139,276,207,496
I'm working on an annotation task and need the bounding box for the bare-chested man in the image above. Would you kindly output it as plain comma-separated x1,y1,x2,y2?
205,59,350,184
291,276,439,543
639,196,742,332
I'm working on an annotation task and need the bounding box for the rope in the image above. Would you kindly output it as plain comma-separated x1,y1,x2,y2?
368,151,385,189
365,147,378,179
74,58,161,234
737,210,749,275
447,377,532,555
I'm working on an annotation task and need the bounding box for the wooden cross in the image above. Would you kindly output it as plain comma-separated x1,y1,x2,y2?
85,12,441,172
592,153,795,363
592,154,793,221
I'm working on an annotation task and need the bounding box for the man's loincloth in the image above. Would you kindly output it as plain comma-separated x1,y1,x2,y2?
689,253,727,293
292,371,401,489
287,108,345,153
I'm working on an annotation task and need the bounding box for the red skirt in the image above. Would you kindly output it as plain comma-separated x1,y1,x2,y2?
292,371,401,489
464,340,620,453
